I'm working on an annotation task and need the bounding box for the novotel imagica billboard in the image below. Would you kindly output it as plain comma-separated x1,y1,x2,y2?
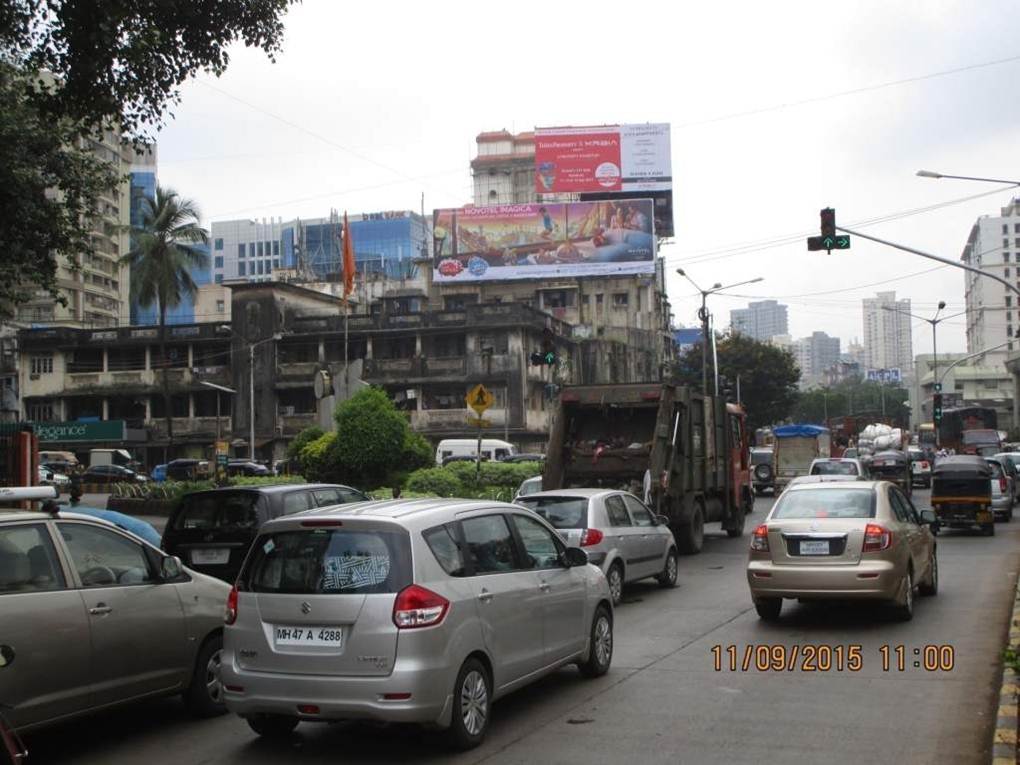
432,200,656,283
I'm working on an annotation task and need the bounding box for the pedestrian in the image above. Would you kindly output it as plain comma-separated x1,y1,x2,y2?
68,484,83,507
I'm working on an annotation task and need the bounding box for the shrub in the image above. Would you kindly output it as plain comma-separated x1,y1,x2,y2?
405,467,464,497
299,431,340,482
231,475,307,487
445,460,541,489
334,387,408,487
287,425,325,460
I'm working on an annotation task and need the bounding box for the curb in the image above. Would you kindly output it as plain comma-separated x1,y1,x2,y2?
993,576,1020,764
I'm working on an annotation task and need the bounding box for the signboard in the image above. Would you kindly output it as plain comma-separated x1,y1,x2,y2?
433,200,656,283
535,124,671,194
466,384,494,415
215,440,230,457
866,368,902,384
466,416,490,428
32,420,126,443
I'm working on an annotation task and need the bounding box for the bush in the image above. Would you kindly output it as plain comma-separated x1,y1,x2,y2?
405,467,464,497
231,475,307,487
287,425,325,460
299,432,340,482
445,460,541,489
334,387,408,487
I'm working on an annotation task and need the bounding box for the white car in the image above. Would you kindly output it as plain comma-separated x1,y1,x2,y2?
514,475,543,502
37,466,70,491
809,458,867,478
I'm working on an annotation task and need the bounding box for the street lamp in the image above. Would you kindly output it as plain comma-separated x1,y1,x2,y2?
198,380,237,442
676,269,764,395
916,170,1020,185
219,325,284,461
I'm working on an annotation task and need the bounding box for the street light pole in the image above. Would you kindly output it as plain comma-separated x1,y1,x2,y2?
916,170,1020,186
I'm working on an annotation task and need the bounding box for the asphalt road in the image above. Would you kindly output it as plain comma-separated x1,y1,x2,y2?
21,490,1019,765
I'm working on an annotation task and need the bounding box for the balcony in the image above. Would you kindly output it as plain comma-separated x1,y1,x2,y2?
277,361,320,382
411,407,509,432
150,416,230,439
280,412,317,435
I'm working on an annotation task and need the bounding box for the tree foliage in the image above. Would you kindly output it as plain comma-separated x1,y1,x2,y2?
333,387,410,488
791,380,910,428
1,0,294,138
672,334,800,432
287,425,325,461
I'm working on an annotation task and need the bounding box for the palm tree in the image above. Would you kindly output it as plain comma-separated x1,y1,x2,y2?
121,186,209,457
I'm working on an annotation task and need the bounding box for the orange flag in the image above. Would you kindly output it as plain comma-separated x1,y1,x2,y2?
342,211,356,302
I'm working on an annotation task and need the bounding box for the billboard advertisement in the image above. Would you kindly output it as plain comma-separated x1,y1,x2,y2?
866,368,902,384
432,200,656,283
534,124,671,194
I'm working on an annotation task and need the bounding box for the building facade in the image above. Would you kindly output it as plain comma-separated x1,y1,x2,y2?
912,352,1013,431
790,331,840,388
17,128,131,328
471,130,537,206
729,300,789,341
961,198,1020,371
862,291,913,378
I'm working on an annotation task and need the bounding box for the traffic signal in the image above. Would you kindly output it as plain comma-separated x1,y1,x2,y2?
932,393,943,426
529,352,545,366
820,208,836,238
540,327,557,365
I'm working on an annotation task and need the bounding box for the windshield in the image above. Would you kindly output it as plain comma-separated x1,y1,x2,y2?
517,478,543,497
771,488,876,519
986,461,1004,478
963,430,1000,445
173,491,260,531
242,528,411,594
810,461,858,476
517,497,589,528
751,451,773,465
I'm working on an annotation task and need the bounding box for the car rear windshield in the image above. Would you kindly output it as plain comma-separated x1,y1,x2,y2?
516,497,588,528
986,461,1004,478
172,491,260,531
963,430,1000,445
811,461,858,476
751,451,772,465
241,528,411,594
772,488,876,519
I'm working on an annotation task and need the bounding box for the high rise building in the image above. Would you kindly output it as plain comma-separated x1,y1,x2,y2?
729,300,789,341
17,127,131,327
862,291,913,377
961,197,1020,368
791,330,841,386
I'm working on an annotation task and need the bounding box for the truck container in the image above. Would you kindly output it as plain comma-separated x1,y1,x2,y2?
772,424,831,492
542,383,753,554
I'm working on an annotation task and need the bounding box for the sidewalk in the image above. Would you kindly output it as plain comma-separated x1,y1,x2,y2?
994,575,1020,764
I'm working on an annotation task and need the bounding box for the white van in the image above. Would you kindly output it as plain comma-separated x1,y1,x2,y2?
435,439,517,465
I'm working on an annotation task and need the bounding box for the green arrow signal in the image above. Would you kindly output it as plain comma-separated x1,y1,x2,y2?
822,236,835,249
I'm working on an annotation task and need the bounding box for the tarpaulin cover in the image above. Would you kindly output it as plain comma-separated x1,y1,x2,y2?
773,424,830,438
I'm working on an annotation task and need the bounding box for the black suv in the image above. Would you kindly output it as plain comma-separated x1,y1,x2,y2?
750,448,775,495
161,483,370,582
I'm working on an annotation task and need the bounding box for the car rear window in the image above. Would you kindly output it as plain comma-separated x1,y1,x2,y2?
811,461,858,476
987,461,1004,478
241,528,411,594
751,451,772,465
423,525,466,576
771,488,876,519
516,497,588,528
173,491,260,531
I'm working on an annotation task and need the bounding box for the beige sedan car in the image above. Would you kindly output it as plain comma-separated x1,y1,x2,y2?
747,481,938,621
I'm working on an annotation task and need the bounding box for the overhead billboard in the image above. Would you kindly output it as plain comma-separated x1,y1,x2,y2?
535,124,671,193
432,200,656,283
866,368,902,384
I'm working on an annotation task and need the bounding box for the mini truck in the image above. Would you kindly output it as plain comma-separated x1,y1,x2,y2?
543,383,753,554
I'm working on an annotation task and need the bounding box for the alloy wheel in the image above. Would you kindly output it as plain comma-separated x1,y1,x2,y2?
460,670,488,737
205,649,223,704
608,566,623,604
593,613,613,667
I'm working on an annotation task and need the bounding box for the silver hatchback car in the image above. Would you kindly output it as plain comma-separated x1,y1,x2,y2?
222,499,613,750
516,489,678,606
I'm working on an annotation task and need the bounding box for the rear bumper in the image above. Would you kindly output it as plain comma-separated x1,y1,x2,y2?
992,496,1012,510
747,558,899,600
221,650,453,726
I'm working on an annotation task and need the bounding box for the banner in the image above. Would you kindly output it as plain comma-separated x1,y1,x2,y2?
32,420,126,443
535,124,671,194
866,368,902,384
432,200,656,283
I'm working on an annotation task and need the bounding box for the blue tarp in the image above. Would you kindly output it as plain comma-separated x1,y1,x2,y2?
773,424,830,438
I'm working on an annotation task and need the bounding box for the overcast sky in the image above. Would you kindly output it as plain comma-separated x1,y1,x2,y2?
155,0,1020,354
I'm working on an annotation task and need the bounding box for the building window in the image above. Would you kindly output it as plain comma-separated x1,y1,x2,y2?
249,242,255,257
1015,223,1020,233
266,260,272,274
273,259,280,269
214,238,224,251
215,274,223,284
1004,224,1009,234
1007,268,1011,278
1004,252,1011,263
27,401,55,421
29,355,53,375
257,241,264,257
214,255,224,269
238,243,245,259
272,241,280,256
612,292,629,308
257,261,264,275
1005,239,1010,250
1016,238,1020,248
541,290,575,309
1007,296,1012,307
238,262,246,276
216,300,225,313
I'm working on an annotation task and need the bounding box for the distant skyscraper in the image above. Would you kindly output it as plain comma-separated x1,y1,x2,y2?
792,331,841,386
862,291,913,377
730,300,789,341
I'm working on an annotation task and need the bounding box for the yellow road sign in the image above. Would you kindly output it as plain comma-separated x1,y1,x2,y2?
465,416,490,428
466,384,494,415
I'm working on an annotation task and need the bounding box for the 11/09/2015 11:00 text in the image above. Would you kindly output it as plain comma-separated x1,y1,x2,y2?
711,644,956,672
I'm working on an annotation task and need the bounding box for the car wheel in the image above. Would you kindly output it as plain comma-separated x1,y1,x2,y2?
183,634,226,717
247,714,299,738
446,658,491,750
918,551,938,597
893,568,914,621
676,502,705,555
606,562,624,606
983,521,996,536
578,605,613,678
754,598,782,621
754,487,764,496
657,548,678,588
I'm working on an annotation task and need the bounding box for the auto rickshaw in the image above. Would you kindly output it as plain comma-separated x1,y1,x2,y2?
869,450,912,497
931,455,995,536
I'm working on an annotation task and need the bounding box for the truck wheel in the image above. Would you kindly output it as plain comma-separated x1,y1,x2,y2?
726,502,746,538
676,502,704,555
742,488,755,515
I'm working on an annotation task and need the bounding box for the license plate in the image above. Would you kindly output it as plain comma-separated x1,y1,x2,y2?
191,548,230,565
274,626,343,647
800,540,830,555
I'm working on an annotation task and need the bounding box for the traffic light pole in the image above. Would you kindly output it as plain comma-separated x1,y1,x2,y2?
932,320,939,449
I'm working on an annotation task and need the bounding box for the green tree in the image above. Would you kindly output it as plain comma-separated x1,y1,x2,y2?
672,333,800,432
121,187,208,453
791,380,910,428
287,425,325,461
333,387,420,489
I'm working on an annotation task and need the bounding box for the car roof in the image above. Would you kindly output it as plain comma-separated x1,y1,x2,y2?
184,483,355,496
789,475,863,485
517,488,616,499
264,498,528,533
784,480,881,492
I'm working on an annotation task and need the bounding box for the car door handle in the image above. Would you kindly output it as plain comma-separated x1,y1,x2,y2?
89,604,113,616
538,581,551,592
477,589,493,604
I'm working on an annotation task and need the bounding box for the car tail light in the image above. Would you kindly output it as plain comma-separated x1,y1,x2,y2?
1000,476,1008,494
751,524,769,552
580,528,604,547
392,584,449,629
921,461,929,469
862,524,892,553
224,584,238,625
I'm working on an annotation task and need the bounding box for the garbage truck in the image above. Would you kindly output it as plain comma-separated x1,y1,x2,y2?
542,383,753,554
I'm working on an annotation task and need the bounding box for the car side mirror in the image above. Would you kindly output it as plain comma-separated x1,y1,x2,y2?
563,547,588,567
0,644,13,668
919,510,937,526
160,555,184,581
656,514,669,526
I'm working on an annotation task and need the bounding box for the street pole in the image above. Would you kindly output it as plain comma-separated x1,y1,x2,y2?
249,344,255,462
932,322,939,449
711,313,720,395
700,294,709,395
